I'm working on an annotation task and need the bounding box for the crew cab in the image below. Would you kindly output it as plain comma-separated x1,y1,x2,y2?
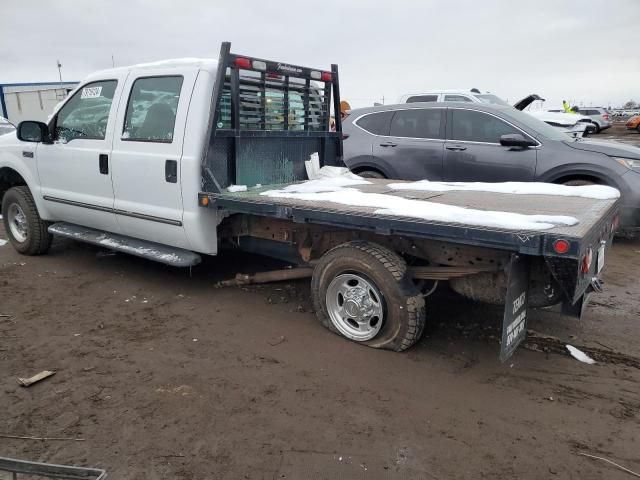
0,43,621,360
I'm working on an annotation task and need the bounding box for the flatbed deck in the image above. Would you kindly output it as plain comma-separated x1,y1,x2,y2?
201,179,619,256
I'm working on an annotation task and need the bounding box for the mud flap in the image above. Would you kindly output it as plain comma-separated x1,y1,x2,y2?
500,254,530,362
561,291,591,319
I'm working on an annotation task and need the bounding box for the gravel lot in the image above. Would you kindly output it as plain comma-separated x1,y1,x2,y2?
1,123,639,479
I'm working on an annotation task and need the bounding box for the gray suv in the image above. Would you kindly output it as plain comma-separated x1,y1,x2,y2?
342,102,640,232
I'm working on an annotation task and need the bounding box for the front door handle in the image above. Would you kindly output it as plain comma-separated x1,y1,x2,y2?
165,160,177,183
445,145,467,151
99,154,109,174
380,142,397,147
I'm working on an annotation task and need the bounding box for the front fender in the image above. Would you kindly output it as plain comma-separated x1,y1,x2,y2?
537,160,625,192
0,135,53,220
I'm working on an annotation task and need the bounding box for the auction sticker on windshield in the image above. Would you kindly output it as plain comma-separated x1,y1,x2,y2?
81,86,103,99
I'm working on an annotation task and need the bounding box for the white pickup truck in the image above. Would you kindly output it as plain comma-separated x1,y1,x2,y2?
0,43,620,360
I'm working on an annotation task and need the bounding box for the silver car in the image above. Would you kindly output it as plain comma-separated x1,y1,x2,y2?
550,107,612,133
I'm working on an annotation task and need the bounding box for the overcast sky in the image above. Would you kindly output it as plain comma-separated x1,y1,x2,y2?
2,0,639,109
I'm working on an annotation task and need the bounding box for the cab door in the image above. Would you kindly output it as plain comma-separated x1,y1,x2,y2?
37,78,127,232
443,108,537,182
110,70,197,249
371,108,445,180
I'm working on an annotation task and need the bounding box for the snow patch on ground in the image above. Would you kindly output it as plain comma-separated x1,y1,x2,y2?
566,345,596,364
227,185,248,192
388,180,620,200
0,239,7,246
261,179,578,231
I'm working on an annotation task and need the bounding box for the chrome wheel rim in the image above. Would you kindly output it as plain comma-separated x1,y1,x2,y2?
8,203,28,243
325,273,384,341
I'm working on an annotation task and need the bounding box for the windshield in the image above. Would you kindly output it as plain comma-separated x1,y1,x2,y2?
475,94,510,107
502,108,574,141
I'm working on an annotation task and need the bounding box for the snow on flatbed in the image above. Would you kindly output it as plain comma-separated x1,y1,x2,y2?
210,176,618,241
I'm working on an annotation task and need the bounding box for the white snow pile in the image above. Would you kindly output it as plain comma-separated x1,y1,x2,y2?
388,180,620,200
0,238,7,246
261,170,578,231
227,185,248,193
566,345,596,364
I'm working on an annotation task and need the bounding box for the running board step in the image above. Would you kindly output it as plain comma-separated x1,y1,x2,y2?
48,222,201,267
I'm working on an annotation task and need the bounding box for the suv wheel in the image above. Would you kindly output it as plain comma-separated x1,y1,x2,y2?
357,170,386,179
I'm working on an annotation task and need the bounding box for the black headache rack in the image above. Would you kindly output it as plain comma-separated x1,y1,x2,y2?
200,42,343,192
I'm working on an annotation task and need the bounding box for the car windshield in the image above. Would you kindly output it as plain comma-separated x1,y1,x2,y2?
501,108,574,141
474,94,510,107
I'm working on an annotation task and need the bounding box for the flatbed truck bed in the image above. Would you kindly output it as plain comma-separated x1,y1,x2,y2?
202,179,618,256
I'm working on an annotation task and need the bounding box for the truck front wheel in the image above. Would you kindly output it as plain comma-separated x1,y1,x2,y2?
311,241,426,351
1,186,52,255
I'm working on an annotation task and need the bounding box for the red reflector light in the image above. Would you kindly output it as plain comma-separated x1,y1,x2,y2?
321,71,332,82
612,213,620,231
553,239,570,254
234,57,251,69
581,248,593,274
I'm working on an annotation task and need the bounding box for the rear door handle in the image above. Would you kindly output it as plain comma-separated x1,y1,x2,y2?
99,154,109,174
380,142,397,147
445,145,467,151
165,160,178,183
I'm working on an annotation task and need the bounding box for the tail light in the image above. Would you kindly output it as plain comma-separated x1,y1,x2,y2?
603,114,610,120
581,248,593,274
553,239,570,254
612,213,621,231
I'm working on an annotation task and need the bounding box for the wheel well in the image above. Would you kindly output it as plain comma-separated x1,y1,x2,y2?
552,174,604,186
352,166,386,177
0,167,28,206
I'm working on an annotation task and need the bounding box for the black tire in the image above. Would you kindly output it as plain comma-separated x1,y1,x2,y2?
591,122,600,134
357,170,386,179
563,179,595,187
311,241,426,352
636,125,640,134
1,186,52,255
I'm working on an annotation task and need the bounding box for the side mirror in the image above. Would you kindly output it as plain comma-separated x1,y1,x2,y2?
500,133,536,148
17,121,50,143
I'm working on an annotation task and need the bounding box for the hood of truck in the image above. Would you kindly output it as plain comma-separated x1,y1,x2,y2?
564,139,640,159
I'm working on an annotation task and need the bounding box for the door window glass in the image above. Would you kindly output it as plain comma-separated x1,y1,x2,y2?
55,80,117,142
123,76,183,143
444,95,473,102
355,111,393,135
406,95,438,103
450,109,521,143
389,109,443,139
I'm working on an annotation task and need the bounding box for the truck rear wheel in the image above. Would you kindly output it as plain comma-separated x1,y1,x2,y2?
1,186,52,255
311,241,426,351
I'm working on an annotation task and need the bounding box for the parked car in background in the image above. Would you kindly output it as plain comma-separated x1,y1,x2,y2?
400,89,594,138
547,107,612,133
0,116,16,136
626,115,640,132
343,102,640,233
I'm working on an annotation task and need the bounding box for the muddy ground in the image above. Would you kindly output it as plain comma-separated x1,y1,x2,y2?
1,124,639,479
